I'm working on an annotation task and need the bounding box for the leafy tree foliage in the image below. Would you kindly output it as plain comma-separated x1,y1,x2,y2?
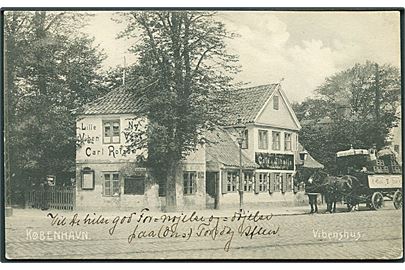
294,61,401,174
4,11,106,203
116,11,239,209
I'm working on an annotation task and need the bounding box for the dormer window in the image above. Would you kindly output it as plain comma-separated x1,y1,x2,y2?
273,95,279,110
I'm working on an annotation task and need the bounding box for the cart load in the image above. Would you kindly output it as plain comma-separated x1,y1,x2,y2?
336,145,402,210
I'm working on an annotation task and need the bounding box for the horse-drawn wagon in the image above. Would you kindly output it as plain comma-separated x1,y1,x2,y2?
336,146,402,210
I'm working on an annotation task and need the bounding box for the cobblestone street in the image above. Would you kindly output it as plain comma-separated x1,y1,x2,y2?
5,205,403,260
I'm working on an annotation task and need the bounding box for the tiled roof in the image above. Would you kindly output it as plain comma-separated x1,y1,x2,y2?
205,128,258,169
222,84,278,125
78,86,143,115
79,83,278,121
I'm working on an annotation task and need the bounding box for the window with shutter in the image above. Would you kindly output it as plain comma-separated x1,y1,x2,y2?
281,173,287,193
274,173,281,192
286,173,292,192
254,173,260,194
221,170,227,194
269,173,275,193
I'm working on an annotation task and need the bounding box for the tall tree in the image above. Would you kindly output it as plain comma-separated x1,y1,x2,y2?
295,61,400,173
117,11,239,210
4,11,106,204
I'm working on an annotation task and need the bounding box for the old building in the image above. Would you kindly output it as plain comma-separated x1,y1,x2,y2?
75,83,315,211
75,87,206,211
206,84,304,208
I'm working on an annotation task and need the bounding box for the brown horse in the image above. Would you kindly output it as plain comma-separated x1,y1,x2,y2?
295,169,356,213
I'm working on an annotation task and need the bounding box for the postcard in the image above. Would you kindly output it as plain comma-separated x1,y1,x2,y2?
2,8,403,261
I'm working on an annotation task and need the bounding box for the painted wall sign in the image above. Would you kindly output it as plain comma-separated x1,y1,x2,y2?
76,115,146,161
255,152,294,170
368,174,402,189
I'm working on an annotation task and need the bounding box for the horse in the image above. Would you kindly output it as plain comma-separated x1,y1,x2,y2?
309,170,359,213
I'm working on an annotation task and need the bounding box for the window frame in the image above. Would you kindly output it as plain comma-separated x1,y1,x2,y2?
226,171,238,192
183,171,197,195
103,172,121,197
258,173,268,192
241,129,249,149
243,172,253,192
258,129,268,150
284,132,292,151
274,173,281,192
103,119,121,144
272,131,281,150
285,173,292,192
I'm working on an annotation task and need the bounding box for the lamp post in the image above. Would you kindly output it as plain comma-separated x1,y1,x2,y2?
234,118,246,209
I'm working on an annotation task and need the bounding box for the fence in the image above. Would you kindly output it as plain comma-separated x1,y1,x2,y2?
26,186,76,211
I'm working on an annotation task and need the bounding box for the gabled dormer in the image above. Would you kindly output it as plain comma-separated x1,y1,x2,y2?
222,83,301,130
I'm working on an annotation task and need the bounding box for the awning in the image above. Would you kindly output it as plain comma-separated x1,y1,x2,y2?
336,146,369,157
302,154,324,169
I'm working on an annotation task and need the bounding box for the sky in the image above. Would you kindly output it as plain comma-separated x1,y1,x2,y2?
82,11,401,102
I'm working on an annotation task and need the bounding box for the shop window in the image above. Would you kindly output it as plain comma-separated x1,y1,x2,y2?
258,130,268,149
241,129,249,149
103,120,120,144
243,172,253,192
259,173,268,192
272,131,281,150
124,175,145,195
273,95,279,110
284,133,292,151
183,171,197,195
226,171,238,192
104,172,120,196
81,167,94,190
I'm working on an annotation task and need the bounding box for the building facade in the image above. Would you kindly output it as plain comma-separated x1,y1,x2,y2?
75,83,315,211
206,84,303,208
75,87,206,211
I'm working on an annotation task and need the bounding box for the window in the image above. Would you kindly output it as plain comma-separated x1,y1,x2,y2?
124,175,145,195
284,133,292,151
104,172,120,196
258,173,268,192
274,173,281,192
273,96,279,110
227,171,238,192
81,167,94,190
103,120,120,144
243,172,253,192
258,130,268,149
183,172,197,195
285,173,292,192
241,129,249,149
272,131,281,150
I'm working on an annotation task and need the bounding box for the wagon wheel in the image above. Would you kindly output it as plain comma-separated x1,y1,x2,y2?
393,190,402,210
371,192,384,210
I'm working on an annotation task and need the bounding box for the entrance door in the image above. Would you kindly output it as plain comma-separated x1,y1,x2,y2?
206,172,219,209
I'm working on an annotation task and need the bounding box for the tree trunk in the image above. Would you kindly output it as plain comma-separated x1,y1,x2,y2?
165,159,181,212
